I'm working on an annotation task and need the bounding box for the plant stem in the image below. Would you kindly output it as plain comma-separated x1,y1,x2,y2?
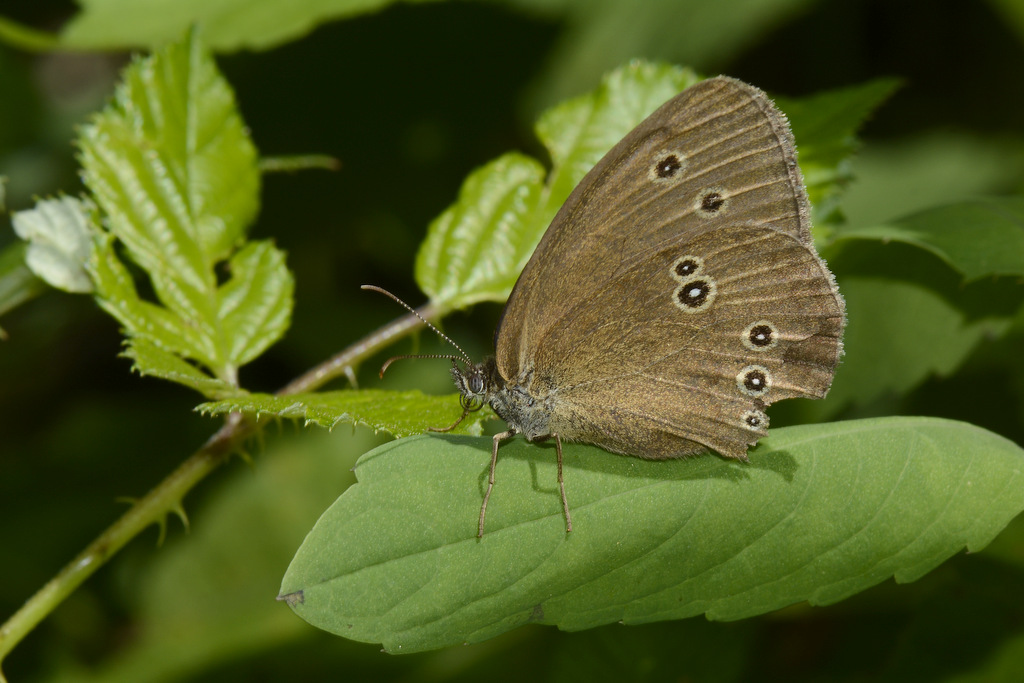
258,155,341,173
281,303,440,395
0,302,439,678
0,18,61,53
0,414,242,682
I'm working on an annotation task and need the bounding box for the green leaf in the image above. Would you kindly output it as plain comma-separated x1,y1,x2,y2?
835,197,1024,281
122,337,241,399
801,200,1024,415
78,30,259,324
820,275,1015,414
58,0,443,52
777,78,900,231
414,62,698,310
217,240,294,367
75,29,292,391
840,133,1024,229
515,0,813,109
280,417,1024,653
88,230,207,362
415,154,546,308
197,390,493,437
11,196,95,293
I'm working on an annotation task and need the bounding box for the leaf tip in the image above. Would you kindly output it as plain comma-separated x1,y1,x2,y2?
277,590,304,606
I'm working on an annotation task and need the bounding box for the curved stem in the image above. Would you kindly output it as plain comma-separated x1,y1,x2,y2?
0,18,61,53
279,301,441,395
0,414,242,680
0,302,441,678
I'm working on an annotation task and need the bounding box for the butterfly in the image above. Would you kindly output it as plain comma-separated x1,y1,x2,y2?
373,76,844,537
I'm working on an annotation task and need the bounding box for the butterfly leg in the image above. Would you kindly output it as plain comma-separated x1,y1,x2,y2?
479,429,514,538
554,434,573,533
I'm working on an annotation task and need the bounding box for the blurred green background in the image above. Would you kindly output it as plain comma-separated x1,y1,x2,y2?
2,0,1024,681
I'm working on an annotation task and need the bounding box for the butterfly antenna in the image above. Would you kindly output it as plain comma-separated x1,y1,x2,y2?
378,353,464,378
361,285,474,368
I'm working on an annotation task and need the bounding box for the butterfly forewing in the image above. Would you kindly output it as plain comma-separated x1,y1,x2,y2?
492,76,844,460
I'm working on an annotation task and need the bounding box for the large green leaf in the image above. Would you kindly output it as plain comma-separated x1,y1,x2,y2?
280,417,1024,653
806,198,1024,415
57,0,443,51
834,197,1024,281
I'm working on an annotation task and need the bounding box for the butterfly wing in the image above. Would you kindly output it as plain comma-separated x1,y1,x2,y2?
494,76,844,459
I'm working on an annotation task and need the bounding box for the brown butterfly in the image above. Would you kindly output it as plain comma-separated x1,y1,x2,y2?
373,76,844,537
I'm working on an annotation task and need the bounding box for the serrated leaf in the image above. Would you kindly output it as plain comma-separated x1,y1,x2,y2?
78,29,259,328
835,197,1024,281
281,417,1024,653
123,337,240,398
414,63,698,310
89,230,210,363
74,30,290,390
59,0,443,52
197,390,493,438
415,154,546,307
11,196,95,293
217,240,294,367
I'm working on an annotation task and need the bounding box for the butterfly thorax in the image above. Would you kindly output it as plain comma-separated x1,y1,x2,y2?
452,357,554,441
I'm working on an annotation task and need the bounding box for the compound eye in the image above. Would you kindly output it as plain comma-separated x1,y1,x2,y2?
468,372,484,394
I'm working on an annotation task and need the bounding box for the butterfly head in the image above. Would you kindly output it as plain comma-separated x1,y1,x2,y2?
451,357,502,413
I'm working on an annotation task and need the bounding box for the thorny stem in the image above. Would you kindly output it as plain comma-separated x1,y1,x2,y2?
279,302,440,395
0,302,441,680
